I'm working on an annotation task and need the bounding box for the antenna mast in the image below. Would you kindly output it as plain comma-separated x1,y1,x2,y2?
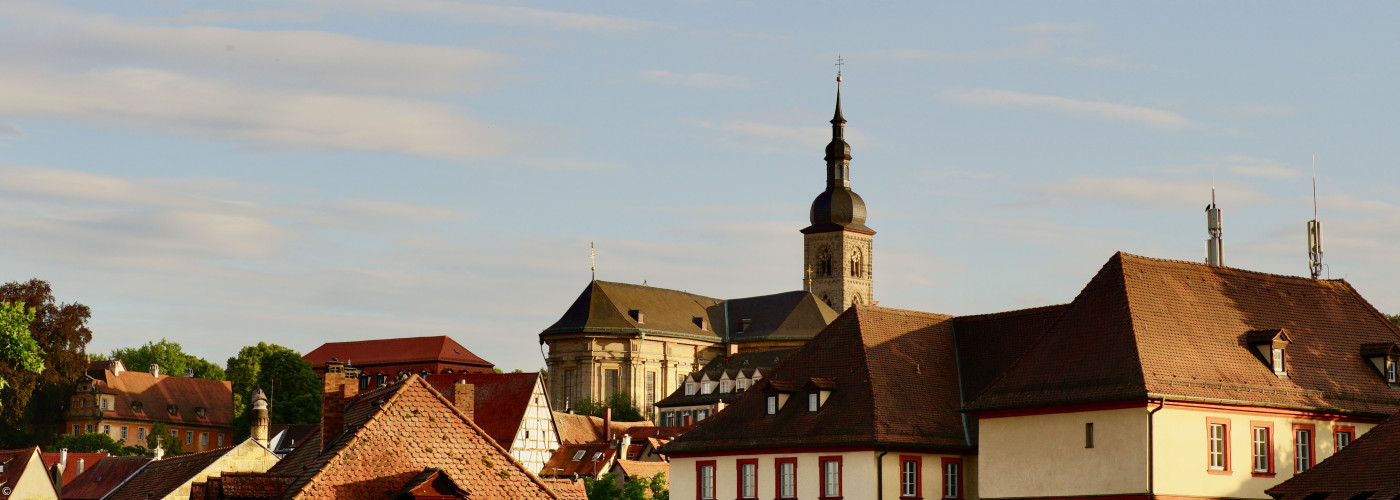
1307,156,1324,279
1205,168,1224,266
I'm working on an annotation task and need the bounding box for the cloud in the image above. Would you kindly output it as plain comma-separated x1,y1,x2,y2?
161,8,321,24
942,88,1191,129
0,121,20,137
1012,22,1092,35
697,119,870,153
0,67,511,160
0,2,511,96
1162,155,1302,180
1024,176,1266,209
638,70,751,89
291,0,653,32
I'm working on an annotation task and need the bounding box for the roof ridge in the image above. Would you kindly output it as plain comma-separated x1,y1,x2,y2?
956,303,1069,321
1118,251,1337,284
853,303,954,320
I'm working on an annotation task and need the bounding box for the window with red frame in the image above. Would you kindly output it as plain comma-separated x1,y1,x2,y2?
737,459,758,499
899,455,921,498
1335,426,1355,452
696,460,716,500
1250,421,1274,476
775,458,797,499
1294,425,1315,473
941,458,962,499
1206,418,1230,473
819,456,842,499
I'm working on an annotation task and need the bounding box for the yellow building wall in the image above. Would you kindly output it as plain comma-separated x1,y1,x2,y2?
158,438,280,500
1152,407,1377,499
978,407,1148,498
11,450,59,500
672,450,974,500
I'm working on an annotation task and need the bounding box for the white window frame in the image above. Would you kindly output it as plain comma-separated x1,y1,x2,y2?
778,461,796,499
1387,358,1397,383
822,459,840,498
901,459,918,497
809,393,819,412
740,462,757,499
1272,348,1285,374
699,463,716,500
702,382,713,395
1208,423,1227,470
943,461,960,499
1295,429,1312,472
766,396,777,415
1336,430,1351,451
1252,427,1270,473
686,382,697,396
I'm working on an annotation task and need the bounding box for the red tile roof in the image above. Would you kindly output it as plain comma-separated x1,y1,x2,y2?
104,446,235,500
966,253,1400,415
423,372,541,448
539,443,615,478
1266,412,1400,499
61,456,151,500
664,305,970,454
0,447,48,498
40,451,109,486
611,460,669,481
87,367,234,427
539,478,588,500
259,375,560,499
302,336,493,371
551,412,654,445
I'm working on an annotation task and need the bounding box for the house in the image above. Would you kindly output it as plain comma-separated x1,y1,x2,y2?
654,349,794,426
0,447,59,500
63,359,234,453
60,456,151,500
39,451,107,488
183,360,563,499
1265,412,1400,498
302,335,494,380
610,459,670,489
424,372,560,474
663,305,979,500
101,438,279,500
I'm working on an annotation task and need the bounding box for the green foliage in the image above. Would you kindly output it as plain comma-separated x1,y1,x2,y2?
621,475,649,500
649,472,669,500
146,422,184,455
1388,313,1400,330
572,392,644,421
110,338,225,381
584,472,623,500
0,279,92,430
46,432,147,456
225,342,321,440
0,301,44,399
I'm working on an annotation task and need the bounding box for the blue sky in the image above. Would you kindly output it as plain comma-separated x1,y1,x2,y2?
3,1,1398,371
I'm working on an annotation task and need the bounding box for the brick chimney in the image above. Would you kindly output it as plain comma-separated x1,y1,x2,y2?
149,364,160,379
321,358,359,440
603,407,612,442
452,380,475,420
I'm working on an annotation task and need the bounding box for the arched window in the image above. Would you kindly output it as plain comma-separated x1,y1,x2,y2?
850,248,864,278
853,293,863,306
817,248,832,276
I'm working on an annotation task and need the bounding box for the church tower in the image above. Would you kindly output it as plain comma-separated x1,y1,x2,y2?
802,77,874,311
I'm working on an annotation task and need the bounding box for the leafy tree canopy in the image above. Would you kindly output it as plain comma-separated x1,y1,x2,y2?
225,342,321,440
1388,313,1399,330
110,338,225,381
0,279,92,430
573,392,646,422
146,422,184,455
0,301,43,396
45,432,148,456
584,472,668,500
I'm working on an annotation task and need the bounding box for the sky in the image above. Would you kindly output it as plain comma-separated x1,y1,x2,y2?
2,1,1398,371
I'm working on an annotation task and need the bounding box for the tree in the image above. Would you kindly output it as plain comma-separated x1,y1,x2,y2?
46,433,146,456
225,343,321,440
0,279,92,433
1388,313,1400,330
648,472,669,500
571,392,645,422
110,338,225,381
146,422,184,455
0,301,43,400
584,472,623,500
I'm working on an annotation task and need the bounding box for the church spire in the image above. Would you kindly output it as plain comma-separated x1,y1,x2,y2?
824,61,852,190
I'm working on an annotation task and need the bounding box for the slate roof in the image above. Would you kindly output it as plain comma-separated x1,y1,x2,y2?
60,456,151,500
40,451,109,486
423,372,542,448
654,349,795,408
1266,413,1400,499
664,306,971,454
540,281,836,344
551,412,653,445
104,446,234,500
260,376,559,499
303,336,494,371
86,367,235,427
966,252,1400,415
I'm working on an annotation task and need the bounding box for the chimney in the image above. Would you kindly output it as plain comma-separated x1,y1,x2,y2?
619,434,632,459
727,343,739,356
251,387,270,448
149,364,160,379
453,380,475,420
183,367,194,378
58,448,67,470
321,358,359,440
153,445,165,461
603,408,612,442
76,458,84,476
50,462,63,498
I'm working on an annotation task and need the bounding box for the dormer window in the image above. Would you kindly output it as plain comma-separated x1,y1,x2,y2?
701,382,713,395
628,309,644,323
685,382,697,396
737,379,747,391
808,393,819,412
804,377,835,410
720,380,731,393
767,396,777,415
693,316,709,330
195,407,207,418
167,404,178,415
1245,329,1292,378
1360,342,1400,387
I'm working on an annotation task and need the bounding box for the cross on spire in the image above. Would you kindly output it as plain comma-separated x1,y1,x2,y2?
589,242,597,280
835,55,844,83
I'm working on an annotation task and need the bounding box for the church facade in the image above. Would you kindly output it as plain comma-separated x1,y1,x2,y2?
539,89,873,416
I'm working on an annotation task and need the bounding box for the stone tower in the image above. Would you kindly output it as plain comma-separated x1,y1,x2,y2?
802,83,874,311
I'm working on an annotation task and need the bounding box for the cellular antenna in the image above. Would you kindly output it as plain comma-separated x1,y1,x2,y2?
1205,167,1223,266
1307,156,1324,279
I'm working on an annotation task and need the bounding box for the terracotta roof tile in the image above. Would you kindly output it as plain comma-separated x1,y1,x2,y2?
1266,412,1400,499
104,446,234,500
664,306,970,454
423,372,541,447
85,368,234,427
303,336,493,371
40,451,109,486
539,478,588,500
539,443,615,478
611,460,669,481
61,456,150,500
550,412,653,445
966,252,1400,415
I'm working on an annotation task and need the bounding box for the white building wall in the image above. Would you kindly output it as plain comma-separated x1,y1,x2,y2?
510,378,562,473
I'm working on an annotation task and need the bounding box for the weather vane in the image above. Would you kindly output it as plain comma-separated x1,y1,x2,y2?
590,242,597,280
835,55,844,83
